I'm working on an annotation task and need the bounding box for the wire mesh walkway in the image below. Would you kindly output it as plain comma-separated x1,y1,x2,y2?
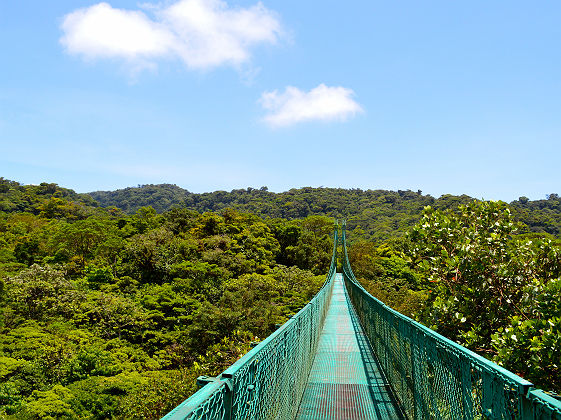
162,225,561,420
295,274,403,420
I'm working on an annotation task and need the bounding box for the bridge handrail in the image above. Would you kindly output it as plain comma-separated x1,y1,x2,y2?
162,223,339,420
341,221,561,419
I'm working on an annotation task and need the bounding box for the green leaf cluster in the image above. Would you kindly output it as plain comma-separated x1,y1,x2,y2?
405,201,561,392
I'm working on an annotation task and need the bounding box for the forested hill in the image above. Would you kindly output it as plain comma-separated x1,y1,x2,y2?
87,184,561,240
0,178,96,216
1,177,560,418
0,178,559,241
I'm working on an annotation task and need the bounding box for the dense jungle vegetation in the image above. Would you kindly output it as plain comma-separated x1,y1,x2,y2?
1,177,560,419
88,184,561,240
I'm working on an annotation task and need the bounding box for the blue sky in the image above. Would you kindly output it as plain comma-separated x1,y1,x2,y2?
0,1,559,201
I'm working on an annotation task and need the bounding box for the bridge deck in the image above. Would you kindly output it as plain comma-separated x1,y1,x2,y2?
295,274,403,420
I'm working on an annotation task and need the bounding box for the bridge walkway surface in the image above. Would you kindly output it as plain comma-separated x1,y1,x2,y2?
295,273,404,420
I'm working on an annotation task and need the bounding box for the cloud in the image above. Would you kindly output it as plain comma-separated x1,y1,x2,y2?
60,0,282,72
260,84,363,127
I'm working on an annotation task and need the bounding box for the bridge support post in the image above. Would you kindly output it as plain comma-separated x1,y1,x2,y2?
192,375,234,420
218,375,234,420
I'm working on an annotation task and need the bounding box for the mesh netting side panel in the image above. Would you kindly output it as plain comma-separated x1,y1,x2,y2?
187,386,229,420
228,279,334,420
162,381,230,420
344,279,534,419
340,222,561,420
163,227,339,420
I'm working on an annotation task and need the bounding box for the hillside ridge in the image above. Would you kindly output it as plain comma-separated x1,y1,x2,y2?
86,183,561,240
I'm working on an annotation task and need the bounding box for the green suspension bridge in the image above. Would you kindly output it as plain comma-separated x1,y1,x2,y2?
163,222,561,420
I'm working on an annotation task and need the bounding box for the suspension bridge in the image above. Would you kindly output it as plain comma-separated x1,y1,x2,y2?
163,223,561,420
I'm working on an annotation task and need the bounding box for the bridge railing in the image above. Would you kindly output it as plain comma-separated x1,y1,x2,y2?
341,222,561,420
162,225,339,420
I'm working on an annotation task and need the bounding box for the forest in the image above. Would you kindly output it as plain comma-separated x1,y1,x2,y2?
0,177,560,419
88,184,561,240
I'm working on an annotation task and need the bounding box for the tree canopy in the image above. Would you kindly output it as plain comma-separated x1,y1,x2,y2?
1,178,559,418
87,183,561,240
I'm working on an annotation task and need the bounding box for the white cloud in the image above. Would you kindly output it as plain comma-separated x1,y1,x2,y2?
260,84,363,127
60,0,282,72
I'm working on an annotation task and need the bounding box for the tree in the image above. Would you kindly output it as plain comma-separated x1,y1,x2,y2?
5,265,81,321
407,201,561,392
51,219,117,264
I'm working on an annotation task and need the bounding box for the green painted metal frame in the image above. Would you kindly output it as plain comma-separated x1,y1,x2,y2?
162,225,340,420
341,221,561,420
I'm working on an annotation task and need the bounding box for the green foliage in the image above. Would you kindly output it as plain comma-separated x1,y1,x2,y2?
408,201,519,342
193,331,253,376
88,184,561,241
21,384,75,420
117,370,198,420
5,265,81,321
88,184,191,214
406,200,561,392
0,181,330,418
348,241,425,317
284,216,333,274
170,261,229,301
491,277,561,389
2,177,560,417
0,381,22,415
0,178,95,217
50,218,121,264
510,194,561,236
87,186,444,242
